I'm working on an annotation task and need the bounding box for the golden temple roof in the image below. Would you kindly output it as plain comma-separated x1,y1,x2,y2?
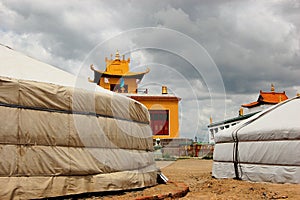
90,64,150,78
89,50,150,84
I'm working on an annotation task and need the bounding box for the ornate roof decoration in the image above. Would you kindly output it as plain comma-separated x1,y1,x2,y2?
89,50,150,83
242,84,288,108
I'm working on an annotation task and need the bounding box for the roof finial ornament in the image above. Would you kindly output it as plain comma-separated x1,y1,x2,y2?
271,83,275,92
279,95,282,102
115,50,120,60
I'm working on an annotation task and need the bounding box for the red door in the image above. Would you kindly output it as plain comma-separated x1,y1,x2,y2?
149,110,169,135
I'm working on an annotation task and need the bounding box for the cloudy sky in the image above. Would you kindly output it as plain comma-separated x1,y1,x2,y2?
1,0,299,140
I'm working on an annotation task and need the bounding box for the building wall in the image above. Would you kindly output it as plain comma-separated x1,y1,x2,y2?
99,77,137,93
135,98,180,139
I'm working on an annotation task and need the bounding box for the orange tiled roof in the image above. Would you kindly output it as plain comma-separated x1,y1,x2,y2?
260,91,288,103
242,101,259,108
242,90,288,108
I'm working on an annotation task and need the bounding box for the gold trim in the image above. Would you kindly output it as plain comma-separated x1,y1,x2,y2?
88,77,94,83
91,67,150,76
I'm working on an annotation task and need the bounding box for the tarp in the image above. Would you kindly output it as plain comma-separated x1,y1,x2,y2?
0,44,158,199
213,96,300,184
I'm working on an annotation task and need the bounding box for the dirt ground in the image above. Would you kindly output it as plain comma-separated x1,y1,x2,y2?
86,159,300,200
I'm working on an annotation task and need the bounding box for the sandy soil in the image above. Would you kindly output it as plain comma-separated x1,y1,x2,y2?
84,159,300,199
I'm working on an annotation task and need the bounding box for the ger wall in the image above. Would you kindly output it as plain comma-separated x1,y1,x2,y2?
0,77,158,199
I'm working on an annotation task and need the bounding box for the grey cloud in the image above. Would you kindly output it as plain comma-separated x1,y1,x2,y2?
1,0,299,138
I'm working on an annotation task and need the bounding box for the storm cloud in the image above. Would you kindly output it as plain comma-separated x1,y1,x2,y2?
1,0,299,139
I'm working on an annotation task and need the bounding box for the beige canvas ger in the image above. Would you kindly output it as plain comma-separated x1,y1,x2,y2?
0,44,158,199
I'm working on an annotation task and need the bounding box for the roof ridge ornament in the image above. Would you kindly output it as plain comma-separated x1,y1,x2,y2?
279,95,282,102
271,83,275,92
115,50,120,60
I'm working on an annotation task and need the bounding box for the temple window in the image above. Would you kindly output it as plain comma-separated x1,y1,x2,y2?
149,110,169,135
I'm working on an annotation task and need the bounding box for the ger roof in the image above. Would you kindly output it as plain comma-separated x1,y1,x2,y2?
0,44,112,94
0,44,75,86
